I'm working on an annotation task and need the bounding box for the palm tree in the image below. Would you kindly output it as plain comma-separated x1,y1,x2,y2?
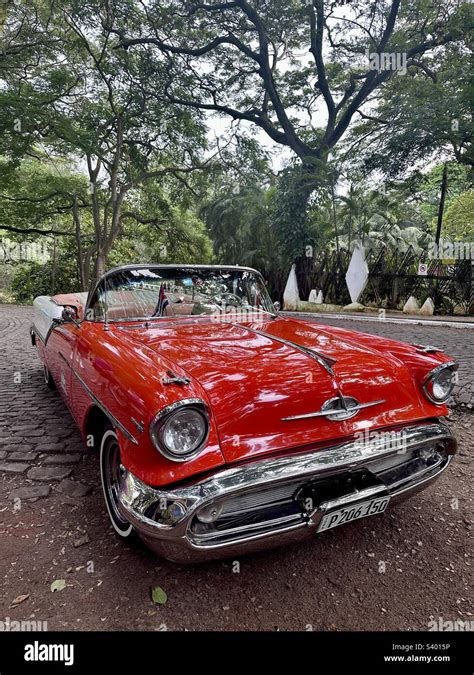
337,186,430,253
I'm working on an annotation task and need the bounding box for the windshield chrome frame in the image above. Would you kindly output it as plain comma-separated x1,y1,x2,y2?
84,264,275,323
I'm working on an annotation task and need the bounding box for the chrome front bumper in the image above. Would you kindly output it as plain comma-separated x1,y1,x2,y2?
117,421,456,562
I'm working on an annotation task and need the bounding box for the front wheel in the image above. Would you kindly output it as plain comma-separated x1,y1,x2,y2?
99,428,134,538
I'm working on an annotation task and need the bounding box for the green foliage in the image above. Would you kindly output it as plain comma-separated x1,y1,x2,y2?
0,0,209,282
443,190,474,240
10,257,79,304
388,162,473,238
348,39,473,177
117,183,214,265
202,186,271,265
0,158,90,239
119,207,214,266
0,0,471,307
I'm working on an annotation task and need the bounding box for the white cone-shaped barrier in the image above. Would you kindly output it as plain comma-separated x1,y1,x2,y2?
308,289,318,303
316,290,324,304
283,264,300,310
403,296,420,314
345,242,369,303
420,297,435,315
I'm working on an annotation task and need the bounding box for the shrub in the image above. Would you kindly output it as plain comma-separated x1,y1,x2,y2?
10,258,79,304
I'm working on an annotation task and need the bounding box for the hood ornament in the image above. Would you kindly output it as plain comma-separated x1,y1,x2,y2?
162,370,191,386
282,395,385,422
413,344,443,354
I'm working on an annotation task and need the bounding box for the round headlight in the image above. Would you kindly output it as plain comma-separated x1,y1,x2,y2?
162,408,206,454
432,369,454,401
423,363,457,404
150,400,209,461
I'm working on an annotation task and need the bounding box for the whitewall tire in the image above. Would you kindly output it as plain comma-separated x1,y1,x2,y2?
99,428,134,538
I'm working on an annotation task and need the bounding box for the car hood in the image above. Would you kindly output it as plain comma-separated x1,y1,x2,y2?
121,316,436,463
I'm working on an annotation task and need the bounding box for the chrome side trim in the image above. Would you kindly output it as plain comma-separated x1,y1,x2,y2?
44,321,59,346
282,397,386,421
58,353,138,445
229,323,336,375
31,325,44,345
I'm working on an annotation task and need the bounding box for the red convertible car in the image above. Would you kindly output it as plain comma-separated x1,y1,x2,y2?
31,264,458,562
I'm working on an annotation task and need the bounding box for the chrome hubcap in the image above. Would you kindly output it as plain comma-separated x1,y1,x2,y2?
104,439,128,527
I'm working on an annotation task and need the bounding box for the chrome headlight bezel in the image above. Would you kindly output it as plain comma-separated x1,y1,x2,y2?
422,361,458,405
149,398,210,462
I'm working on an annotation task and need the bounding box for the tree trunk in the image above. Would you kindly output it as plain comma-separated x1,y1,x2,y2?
73,197,86,291
86,155,105,285
94,251,106,280
331,181,340,255
433,163,449,312
435,163,448,246
51,237,57,295
274,164,321,268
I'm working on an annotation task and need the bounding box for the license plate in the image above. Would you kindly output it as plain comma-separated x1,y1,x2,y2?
317,496,390,533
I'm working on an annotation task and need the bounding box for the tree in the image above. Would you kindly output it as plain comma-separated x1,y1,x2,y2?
117,1,466,166
201,185,272,264
0,0,210,281
0,158,93,289
347,37,473,177
112,0,469,267
442,189,474,240
119,181,214,264
10,256,80,304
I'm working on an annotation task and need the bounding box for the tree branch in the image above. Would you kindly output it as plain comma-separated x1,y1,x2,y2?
235,0,316,158
308,0,335,139
118,32,259,62
0,225,73,236
119,211,165,226
356,110,389,125
328,0,401,148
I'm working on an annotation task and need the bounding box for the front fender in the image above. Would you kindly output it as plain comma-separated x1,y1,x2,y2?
73,323,225,487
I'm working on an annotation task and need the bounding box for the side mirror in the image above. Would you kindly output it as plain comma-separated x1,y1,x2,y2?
273,301,281,312
61,306,80,326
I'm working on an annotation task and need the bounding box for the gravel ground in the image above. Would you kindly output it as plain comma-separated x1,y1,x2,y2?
0,305,472,631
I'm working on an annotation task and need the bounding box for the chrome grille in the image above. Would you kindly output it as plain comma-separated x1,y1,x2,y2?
220,482,299,516
189,440,450,546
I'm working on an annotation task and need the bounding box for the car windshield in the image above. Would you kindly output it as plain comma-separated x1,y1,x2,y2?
88,266,276,322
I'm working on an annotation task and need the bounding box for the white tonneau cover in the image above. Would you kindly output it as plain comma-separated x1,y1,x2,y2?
32,296,63,342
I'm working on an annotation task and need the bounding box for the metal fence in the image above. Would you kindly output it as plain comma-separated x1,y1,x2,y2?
295,246,473,315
